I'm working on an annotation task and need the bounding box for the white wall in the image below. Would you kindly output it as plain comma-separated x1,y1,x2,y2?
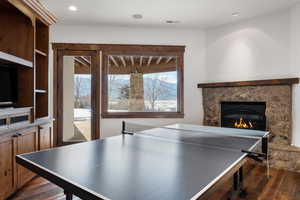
290,4,300,146
49,25,206,138
206,10,292,82
205,5,300,146
62,56,75,141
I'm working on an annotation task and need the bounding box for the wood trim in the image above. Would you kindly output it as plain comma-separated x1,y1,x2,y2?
101,51,109,119
197,78,299,88
52,43,185,53
96,51,102,138
21,0,57,25
52,49,58,147
53,50,101,146
101,112,184,119
91,51,101,140
12,134,18,192
55,50,64,146
178,52,184,116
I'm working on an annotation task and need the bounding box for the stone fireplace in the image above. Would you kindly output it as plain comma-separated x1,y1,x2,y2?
198,78,300,172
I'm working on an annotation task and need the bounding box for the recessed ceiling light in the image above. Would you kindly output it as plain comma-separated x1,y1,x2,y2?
232,12,240,17
132,14,143,19
68,5,77,11
166,20,180,24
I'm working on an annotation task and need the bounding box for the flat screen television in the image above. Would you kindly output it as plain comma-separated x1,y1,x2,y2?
0,66,18,106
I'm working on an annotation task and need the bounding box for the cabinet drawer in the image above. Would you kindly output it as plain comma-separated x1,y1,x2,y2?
10,115,29,124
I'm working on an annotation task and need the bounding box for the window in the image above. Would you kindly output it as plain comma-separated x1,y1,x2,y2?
102,46,185,118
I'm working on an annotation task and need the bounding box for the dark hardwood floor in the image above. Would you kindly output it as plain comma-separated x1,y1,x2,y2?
8,164,300,200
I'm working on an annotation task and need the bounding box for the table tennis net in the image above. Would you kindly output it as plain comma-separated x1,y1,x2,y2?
122,122,264,152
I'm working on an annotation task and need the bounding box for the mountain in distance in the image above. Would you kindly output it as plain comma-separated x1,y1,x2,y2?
109,78,177,100
74,75,177,100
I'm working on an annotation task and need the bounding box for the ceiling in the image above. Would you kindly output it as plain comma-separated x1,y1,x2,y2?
40,0,300,28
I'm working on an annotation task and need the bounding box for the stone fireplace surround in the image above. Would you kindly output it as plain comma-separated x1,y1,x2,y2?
198,78,300,172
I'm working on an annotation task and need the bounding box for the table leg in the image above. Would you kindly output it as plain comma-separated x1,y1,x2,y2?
231,167,247,199
233,171,239,191
64,191,73,200
238,167,247,197
239,167,244,189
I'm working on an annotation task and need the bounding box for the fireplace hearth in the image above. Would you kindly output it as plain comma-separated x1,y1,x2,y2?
221,101,266,131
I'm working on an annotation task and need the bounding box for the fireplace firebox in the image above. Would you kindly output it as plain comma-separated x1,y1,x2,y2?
221,102,266,131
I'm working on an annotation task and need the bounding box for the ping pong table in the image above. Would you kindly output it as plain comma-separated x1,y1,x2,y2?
16,123,269,200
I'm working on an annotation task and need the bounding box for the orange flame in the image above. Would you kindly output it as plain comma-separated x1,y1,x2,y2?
234,117,253,129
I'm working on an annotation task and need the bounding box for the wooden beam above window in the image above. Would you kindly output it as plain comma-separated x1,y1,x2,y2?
108,55,177,74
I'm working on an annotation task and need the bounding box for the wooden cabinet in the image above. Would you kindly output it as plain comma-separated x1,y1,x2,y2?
0,121,52,200
0,135,16,200
0,122,52,200
38,123,52,150
16,127,38,189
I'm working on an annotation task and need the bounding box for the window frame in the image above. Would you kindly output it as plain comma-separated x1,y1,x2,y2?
101,45,185,118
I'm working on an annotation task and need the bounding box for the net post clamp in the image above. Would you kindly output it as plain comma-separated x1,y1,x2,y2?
241,150,267,163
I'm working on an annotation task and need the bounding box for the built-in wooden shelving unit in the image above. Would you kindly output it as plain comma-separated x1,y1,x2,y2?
0,1,56,199
0,0,57,120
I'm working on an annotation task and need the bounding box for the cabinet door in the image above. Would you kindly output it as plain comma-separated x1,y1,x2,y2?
0,135,16,200
38,123,52,150
16,127,38,189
